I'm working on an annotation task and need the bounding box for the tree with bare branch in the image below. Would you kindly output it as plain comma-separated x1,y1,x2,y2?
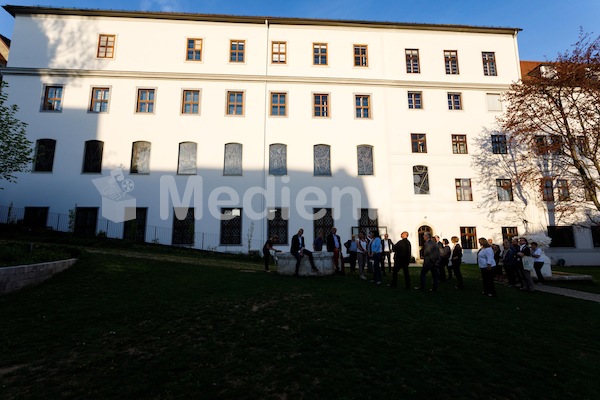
499,31,600,225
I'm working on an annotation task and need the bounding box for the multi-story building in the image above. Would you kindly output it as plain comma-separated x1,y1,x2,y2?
1,5,597,264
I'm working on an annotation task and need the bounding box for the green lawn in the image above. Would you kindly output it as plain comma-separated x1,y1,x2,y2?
1,248,599,399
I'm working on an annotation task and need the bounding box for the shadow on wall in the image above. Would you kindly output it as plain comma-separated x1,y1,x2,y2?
0,166,373,253
1,15,376,253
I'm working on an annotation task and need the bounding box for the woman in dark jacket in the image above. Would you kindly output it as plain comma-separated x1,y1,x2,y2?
449,236,464,289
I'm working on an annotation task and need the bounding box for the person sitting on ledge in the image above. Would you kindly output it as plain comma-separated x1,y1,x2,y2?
290,228,318,276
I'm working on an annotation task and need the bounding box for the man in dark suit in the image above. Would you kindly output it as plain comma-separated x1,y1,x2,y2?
326,227,343,274
291,228,318,275
416,232,440,291
390,231,412,289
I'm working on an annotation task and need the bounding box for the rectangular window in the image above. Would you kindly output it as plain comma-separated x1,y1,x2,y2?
460,226,477,249
224,143,243,175
186,38,202,61
452,134,468,154
178,142,197,175
413,165,429,195
272,41,287,64
585,187,596,202
313,208,334,242
97,34,116,58
591,226,600,248
269,143,287,175
556,179,570,201
408,91,422,109
33,139,56,172
411,134,427,153
486,93,502,111
491,134,508,154
542,178,554,201
534,135,548,154
131,141,151,174
24,207,49,229
357,145,374,176
455,179,473,201
405,49,420,73
547,226,575,248
313,93,329,117
314,144,331,176
182,90,200,114
270,92,287,116
172,207,195,246
496,179,514,201
576,136,589,154
90,87,110,113
447,93,462,110
221,208,242,245
42,85,63,111
355,95,371,118
502,227,519,242
226,91,244,116
267,207,289,244
136,89,155,113
82,140,103,173
123,207,147,243
359,208,378,233
354,44,368,67
74,207,98,236
482,52,497,76
444,50,459,75
549,135,563,155
230,40,245,62
313,43,328,65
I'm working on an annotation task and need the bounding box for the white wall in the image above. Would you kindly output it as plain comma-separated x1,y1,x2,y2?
2,9,598,264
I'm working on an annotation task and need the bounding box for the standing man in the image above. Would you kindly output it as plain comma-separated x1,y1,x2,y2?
390,231,412,289
291,228,318,276
368,230,383,285
382,233,394,275
346,235,358,274
327,227,343,274
416,232,440,291
356,231,369,280
434,235,446,282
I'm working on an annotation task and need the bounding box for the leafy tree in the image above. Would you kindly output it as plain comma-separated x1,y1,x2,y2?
0,81,32,188
498,31,600,224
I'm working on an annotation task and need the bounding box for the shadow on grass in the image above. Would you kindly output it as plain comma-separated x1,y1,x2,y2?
1,249,599,400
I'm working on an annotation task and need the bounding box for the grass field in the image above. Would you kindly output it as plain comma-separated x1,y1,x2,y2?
1,247,599,399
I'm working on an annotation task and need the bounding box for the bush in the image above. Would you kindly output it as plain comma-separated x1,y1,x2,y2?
0,241,78,267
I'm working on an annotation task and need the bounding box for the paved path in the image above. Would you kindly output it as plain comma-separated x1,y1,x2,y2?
531,285,600,303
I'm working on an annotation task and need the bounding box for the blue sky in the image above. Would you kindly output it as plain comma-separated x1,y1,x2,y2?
1,0,598,61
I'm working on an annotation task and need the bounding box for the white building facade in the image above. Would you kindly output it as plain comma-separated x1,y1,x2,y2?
1,6,598,264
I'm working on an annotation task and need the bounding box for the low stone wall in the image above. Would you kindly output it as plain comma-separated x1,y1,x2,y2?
276,251,336,276
0,258,78,295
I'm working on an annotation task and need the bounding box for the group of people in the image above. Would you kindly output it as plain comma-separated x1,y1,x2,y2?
263,229,545,296
481,236,547,295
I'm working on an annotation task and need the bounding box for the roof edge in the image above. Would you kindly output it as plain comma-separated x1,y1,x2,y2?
2,5,522,35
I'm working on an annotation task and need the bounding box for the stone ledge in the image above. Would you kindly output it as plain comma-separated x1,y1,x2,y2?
0,258,78,295
276,252,336,276
545,271,593,281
